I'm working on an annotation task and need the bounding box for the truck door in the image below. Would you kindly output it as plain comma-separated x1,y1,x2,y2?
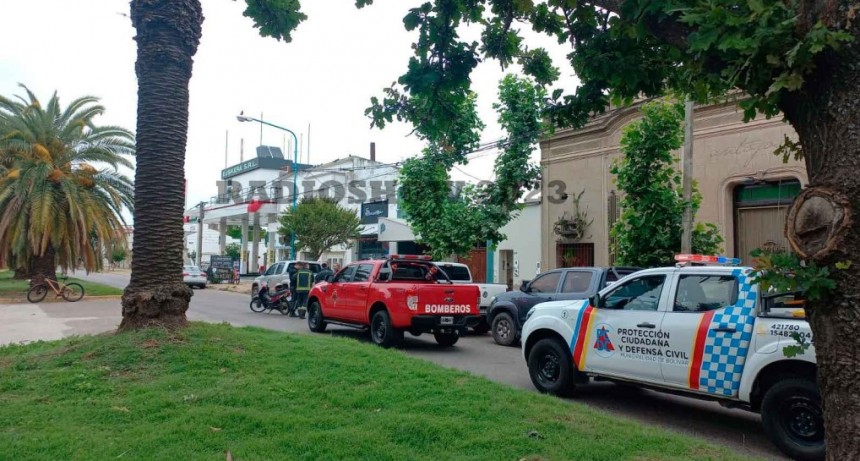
342,263,375,322
580,274,669,383
325,265,357,320
660,270,758,398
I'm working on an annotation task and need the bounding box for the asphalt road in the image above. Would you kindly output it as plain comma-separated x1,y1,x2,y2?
44,272,785,460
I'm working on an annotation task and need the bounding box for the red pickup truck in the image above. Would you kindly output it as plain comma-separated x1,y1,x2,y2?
306,255,481,348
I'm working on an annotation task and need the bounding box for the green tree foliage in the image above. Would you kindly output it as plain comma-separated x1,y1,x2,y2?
224,242,241,261
611,102,722,267
610,103,723,267
226,225,267,242
396,75,543,258
111,246,128,265
278,197,361,261
0,86,135,278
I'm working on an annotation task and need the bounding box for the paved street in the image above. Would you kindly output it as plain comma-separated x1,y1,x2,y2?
1,271,786,460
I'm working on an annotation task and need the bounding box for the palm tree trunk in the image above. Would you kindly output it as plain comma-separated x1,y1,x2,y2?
29,246,57,286
13,264,32,280
121,0,203,330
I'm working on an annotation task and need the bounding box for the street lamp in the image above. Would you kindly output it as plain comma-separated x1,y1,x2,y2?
236,114,299,260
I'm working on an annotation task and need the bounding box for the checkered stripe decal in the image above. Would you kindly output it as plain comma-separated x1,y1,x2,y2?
698,268,757,396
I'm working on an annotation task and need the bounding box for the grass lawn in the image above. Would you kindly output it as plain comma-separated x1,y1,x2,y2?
0,270,123,297
0,323,753,461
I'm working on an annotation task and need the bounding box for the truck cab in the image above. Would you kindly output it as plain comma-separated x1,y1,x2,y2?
521,255,821,461
306,255,482,348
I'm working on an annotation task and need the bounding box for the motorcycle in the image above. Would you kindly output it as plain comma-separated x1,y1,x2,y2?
249,282,293,315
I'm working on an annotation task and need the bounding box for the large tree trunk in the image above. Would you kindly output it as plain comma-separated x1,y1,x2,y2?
781,35,860,461
121,0,202,330
13,263,32,280
29,246,57,286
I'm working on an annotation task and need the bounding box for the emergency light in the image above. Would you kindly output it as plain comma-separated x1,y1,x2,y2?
674,254,741,265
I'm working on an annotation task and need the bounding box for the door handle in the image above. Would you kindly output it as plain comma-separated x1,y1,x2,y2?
637,322,656,329
714,326,737,333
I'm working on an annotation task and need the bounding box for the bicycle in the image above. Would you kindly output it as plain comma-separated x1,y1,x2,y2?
26,276,85,303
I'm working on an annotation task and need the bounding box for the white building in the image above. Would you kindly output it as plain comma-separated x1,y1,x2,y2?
291,152,400,266
185,143,402,273
492,200,541,290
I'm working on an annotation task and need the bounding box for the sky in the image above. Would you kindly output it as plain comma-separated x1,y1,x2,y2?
0,0,579,215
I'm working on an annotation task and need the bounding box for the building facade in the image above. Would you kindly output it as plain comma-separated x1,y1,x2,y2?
540,99,807,269
492,200,541,290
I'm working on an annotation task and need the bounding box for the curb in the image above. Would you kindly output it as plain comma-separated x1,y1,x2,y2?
0,295,123,305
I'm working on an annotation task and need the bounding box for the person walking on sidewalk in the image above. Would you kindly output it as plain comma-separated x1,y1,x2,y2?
293,262,314,319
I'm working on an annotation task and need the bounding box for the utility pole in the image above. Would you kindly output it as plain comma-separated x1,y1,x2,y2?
196,201,205,266
681,100,694,254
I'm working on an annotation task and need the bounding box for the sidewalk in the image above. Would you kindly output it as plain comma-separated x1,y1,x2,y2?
0,300,120,346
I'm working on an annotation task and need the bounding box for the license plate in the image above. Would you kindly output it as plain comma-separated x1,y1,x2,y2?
440,316,454,325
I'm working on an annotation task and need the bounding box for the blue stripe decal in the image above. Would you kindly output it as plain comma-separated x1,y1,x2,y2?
569,299,590,351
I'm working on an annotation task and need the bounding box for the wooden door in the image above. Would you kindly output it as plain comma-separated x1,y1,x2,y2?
457,248,487,283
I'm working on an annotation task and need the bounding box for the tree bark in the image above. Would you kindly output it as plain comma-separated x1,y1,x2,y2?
121,0,202,331
781,36,860,461
29,246,57,286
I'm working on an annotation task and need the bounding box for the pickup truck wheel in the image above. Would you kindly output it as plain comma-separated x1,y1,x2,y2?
528,338,575,397
471,321,490,335
433,332,459,347
307,301,327,333
370,310,402,348
491,312,518,346
761,378,824,461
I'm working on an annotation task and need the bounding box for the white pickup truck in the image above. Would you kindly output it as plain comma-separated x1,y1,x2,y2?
435,262,509,333
521,257,821,461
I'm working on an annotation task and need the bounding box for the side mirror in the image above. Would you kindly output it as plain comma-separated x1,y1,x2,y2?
520,280,531,292
589,293,602,308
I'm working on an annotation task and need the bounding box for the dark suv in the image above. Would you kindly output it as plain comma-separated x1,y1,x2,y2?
486,267,641,346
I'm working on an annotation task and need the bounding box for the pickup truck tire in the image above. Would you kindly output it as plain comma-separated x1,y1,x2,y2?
491,312,518,346
370,310,402,348
307,301,327,333
433,332,459,347
761,378,824,461
528,338,575,397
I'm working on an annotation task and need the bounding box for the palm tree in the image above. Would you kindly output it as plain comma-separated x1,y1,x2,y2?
122,0,203,330
0,86,135,283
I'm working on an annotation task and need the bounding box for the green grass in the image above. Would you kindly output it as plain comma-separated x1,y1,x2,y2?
0,270,123,297
0,323,753,461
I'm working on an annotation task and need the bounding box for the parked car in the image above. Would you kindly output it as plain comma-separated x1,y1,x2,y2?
487,266,641,346
306,255,482,348
252,260,322,297
183,265,208,289
521,255,821,461
434,261,508,334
